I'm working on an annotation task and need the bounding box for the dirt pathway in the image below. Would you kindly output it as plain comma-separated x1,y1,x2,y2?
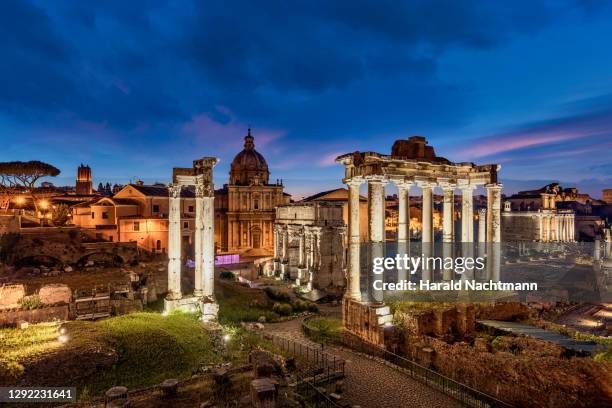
265,316,461,408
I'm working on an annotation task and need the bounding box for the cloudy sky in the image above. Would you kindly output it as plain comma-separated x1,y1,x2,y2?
1,0,611,198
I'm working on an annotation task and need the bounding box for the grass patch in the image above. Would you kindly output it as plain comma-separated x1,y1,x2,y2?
1,313,221,395
68,312,220,392
303,317,343,345
216,282,281,324
0,322,62,378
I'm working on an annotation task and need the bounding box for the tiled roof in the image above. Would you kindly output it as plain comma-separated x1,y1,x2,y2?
301,188,366,202
128,184,195,198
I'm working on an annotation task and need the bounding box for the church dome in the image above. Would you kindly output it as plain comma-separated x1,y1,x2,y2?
230,129,270,185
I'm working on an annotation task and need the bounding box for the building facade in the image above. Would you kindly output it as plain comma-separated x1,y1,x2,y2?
214,130,290,253
502,187,575,242
71,130,290,255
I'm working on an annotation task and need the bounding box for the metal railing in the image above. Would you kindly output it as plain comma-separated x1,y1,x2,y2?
255,332,345,407
295,369,344,408
339,332,513,408
259,332,345,378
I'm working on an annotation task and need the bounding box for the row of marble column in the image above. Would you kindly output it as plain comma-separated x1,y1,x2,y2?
539,213,575,242
346,177,503,301
273,226,321,272
167,184,215,300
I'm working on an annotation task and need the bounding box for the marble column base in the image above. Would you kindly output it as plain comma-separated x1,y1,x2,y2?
164,295,201,315
199,297,219,323
295,268,309,287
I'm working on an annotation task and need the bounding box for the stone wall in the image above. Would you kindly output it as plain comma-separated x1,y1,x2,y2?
474,301,529,321
0,305,69,327
342,298,386,347
403,334,612,408
398,304,475,341
0,215,20,234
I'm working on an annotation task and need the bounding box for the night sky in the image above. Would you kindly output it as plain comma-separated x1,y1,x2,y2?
1,1,611,198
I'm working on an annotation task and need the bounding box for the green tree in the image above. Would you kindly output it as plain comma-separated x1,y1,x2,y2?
52,203,70,226
0,161,60,213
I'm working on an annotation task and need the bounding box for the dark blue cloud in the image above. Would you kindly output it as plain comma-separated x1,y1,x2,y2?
0,0,611,198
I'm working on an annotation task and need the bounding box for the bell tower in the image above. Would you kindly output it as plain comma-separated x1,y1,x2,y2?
76,164,93,195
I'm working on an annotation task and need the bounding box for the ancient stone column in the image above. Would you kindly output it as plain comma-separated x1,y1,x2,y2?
273,226,279,259
193,185,205,297
298,230,305,268
397,182,412,243
486,184,502,243
397,182,412,281
570,215,575,241
347,178,363,301
167,184,182,300
478,208,486,261
369,179,386,302
202,192,215,297
461,185,475,242
486,183,503,282
442,186,454,243
441,186,454,281
478,208,487,244
421,184,434,243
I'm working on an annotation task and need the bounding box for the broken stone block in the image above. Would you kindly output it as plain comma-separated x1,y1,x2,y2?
161,378,179,397
250,349,276,378
16,320,29,329
0,284,25,308
104,386,128,406
38,284,71,305
250,378,278,408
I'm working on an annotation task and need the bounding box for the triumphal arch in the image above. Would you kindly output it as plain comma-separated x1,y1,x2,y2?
164,157,219,322
336,136,502,345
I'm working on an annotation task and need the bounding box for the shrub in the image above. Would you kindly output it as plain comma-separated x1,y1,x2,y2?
19,295,43,310
303,317,343,344
219,271,236,281
264,287,291,303
490,336,504,350
272,302,293,316
0,359,25,378
593,348,612,363
292,299,319,313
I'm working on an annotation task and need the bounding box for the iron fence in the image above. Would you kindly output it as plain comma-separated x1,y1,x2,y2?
259,332,345,379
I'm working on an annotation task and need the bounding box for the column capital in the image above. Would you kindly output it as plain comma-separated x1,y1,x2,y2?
440,183,456,192
345,177,365,187
169,183,182,198
416,180,436,189
396,180,415,190
485,183,503,190
459,183,477,192
195,183,214,198
365,175,388,185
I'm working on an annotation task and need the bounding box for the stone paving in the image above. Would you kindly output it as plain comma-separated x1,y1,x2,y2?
265,315,461,408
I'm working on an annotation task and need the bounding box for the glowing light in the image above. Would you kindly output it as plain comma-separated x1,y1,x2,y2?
223,334,231,342
58,334,69,343
14,196,26,205
59,326,67,335
39,200,49,209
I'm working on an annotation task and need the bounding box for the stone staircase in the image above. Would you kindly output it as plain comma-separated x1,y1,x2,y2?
373,304,394,327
